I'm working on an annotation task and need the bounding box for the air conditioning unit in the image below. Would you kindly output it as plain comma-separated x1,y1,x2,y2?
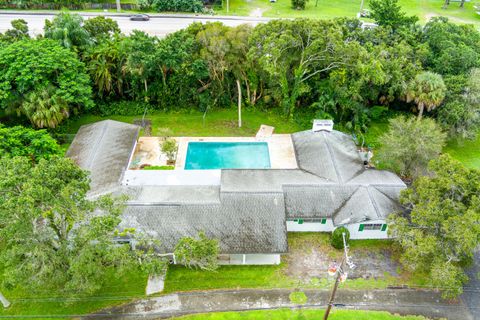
312,119,334,132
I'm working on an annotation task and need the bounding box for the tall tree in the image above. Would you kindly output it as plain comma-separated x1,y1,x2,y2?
369,0,418,31
0,39,93,125
0,125,61,162
248,19,346,118
83,16,120,43
0,156,166,297
437,68,480,139
405,71,446,119
21,86,69,128
86,37,126,98
389,155,480,298
122,31,157,101
0,19,29,43
44,12,92,50
377,116,446,179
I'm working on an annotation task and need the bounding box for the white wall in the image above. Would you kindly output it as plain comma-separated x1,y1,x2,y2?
122,169,221,186
286,219,334,232
219,254,281,265
347,220,389,240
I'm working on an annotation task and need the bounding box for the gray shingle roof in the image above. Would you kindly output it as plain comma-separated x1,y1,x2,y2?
68,121,406,254
292,130,363,183
284,184,403,225
221,169,330,193
66,120,139,196
120,192,288,254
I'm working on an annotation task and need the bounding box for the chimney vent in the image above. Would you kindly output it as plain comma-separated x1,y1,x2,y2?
312,119,334,132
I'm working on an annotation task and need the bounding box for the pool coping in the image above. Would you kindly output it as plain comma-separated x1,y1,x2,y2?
175,135,297,170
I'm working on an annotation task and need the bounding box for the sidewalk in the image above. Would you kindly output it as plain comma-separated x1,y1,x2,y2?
84,288,473,319
0,10,272,21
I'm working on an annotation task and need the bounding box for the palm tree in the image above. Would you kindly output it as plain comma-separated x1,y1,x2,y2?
21,87,69,128
406,71,446,120
44,12,92,50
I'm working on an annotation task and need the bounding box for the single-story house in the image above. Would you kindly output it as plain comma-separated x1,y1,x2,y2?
66,120,406,265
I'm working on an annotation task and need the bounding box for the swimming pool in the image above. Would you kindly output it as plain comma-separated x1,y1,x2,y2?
185,142,271,170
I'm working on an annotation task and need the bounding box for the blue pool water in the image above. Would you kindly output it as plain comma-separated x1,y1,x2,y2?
185,142,271,170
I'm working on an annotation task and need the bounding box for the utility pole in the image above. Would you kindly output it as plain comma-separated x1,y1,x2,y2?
324,233,355,320
0,291,11,309
323,256,345,320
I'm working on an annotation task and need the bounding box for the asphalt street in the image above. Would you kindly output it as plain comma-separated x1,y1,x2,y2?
0,12,267,37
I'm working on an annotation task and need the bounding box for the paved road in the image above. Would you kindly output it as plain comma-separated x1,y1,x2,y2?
0,12,268,37
462,248,480,320
84,289,472,320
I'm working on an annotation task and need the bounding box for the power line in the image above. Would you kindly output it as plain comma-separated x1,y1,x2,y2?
0,302,477,319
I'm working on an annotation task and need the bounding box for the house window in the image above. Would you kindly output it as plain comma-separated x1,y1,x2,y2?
291,218,327,224
359,223,387,231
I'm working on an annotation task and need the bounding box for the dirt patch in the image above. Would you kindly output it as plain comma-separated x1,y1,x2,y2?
283,234,399,284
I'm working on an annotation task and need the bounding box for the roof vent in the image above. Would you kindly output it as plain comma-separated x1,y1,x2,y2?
312,119,334,132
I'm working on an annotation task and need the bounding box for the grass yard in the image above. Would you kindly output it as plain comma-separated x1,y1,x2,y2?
163,233,430,293
0,267,149,319
59,109,302,137
61,109,480,169
444,134,480,169
216,0,480,25
170,308,428,319
365,121,480,170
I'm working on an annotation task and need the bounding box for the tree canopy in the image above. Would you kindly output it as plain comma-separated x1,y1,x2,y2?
0,125,61,162
0,38,93,127
389,155,480,298
174,231,219,271
377,116,446,179
0,156,166,296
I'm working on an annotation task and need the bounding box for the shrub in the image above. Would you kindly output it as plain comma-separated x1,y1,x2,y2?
174,231,219,271
137,0,152,10
141,165,174,170
289,291,308,305
161,139,178,161
152,0,204,12
291,0,308,10
331,227,350,249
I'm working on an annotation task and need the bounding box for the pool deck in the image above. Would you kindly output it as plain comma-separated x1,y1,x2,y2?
175,135,297,169
130,135,297,170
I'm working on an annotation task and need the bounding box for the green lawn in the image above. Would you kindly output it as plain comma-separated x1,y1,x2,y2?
444,134,480,169
59,109,302,137
171,309,427,319
0,267,149,319
217,0,480,25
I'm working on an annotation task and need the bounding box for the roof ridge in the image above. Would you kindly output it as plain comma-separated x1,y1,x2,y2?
371,185,403,203
366,186,382,219
322,131,343,183
85,120,109,170
331,185,359,221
